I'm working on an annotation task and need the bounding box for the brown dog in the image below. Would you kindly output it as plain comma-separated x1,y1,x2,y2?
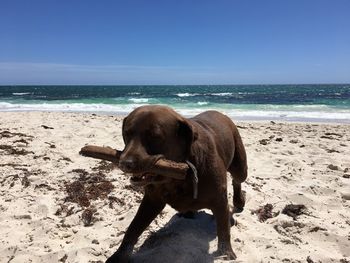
106,105,247,262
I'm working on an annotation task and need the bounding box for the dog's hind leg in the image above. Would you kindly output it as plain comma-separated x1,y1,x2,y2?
228,134,248,213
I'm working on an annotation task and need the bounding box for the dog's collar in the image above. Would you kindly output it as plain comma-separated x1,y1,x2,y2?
186,160,198,199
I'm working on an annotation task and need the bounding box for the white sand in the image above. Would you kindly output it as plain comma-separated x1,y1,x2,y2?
0,112,349,263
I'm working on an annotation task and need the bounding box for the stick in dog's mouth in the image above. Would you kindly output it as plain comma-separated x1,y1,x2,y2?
80,145,188,180
129,173,170,186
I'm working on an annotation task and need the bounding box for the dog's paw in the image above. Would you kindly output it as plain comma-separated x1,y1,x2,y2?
217,243,237,261
224,249,237,260
233,191,246,213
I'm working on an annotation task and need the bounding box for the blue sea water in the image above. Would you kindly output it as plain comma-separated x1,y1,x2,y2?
0,84,349,123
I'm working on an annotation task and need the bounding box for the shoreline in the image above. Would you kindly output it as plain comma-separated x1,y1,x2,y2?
1,111,349,262
1,109,350,125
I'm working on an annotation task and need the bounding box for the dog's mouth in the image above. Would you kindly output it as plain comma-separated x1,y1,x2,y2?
129,173,169,187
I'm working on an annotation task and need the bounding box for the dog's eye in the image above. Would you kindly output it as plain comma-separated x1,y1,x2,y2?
143,130,164,155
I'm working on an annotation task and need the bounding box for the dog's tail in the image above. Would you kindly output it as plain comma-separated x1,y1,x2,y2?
228,125,248,212
229,126,248,183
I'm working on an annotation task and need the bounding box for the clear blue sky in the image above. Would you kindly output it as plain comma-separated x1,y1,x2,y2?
0,0,349,84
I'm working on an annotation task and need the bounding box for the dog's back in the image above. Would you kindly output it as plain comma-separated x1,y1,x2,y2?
191,110,247,171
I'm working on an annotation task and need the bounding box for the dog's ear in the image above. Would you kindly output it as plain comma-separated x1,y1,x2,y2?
122,116,128,144
177,119,198,153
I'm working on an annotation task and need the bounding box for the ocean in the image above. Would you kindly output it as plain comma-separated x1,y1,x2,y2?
0,84,349,123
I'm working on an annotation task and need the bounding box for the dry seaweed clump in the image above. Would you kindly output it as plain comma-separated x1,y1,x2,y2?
0,168,35,188
252,203,308,222
252,203,279,222
81,207,97,226
64,170,114,207
0,130,34,139
282,204,307,220
0,130,34,155
59,168,115,226
65,180,90,207
0,144,34,155
91,160,115,173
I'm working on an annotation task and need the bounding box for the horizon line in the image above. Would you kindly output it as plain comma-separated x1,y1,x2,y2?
1,83,349,86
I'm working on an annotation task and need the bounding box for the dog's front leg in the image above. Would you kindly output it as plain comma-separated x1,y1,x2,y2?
106,194,165,263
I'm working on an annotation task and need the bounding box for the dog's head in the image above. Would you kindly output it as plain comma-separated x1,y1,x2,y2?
119,105,197,186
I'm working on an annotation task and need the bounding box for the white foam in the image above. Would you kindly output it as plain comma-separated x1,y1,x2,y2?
0,102,349,123
177,92,234,97
0,102,139,114
210,92,233,96
221,109,350,121
175,107,350,122
176,93,199,97
128,98,149,103
12,92,30,96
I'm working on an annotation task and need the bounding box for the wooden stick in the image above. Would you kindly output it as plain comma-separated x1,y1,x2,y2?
80,145,121,163
79,145,188,180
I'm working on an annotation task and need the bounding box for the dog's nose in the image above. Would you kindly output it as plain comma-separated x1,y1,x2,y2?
119,158,136,172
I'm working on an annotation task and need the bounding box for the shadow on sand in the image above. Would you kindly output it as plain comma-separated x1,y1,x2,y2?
131,211,224,263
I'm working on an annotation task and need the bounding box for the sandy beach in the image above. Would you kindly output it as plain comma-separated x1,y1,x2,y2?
0,111,349,263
